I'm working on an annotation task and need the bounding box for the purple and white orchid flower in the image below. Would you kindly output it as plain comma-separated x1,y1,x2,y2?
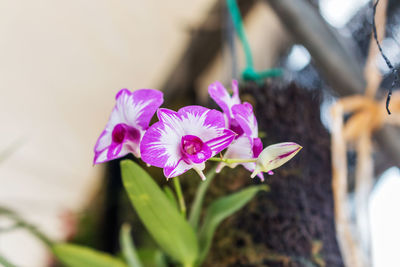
93,88,163,164
140,106,235,180
208,80,265,180
224,103,265,180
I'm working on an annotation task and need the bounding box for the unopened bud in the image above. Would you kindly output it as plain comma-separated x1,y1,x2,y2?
251,142,302,178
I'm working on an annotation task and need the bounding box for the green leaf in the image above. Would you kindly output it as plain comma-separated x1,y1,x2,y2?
197,185,268,263
52,243,127,267
119,224,143,267
188,165,217,230
137,249,167,267
163,185,178,210
120,160,198,266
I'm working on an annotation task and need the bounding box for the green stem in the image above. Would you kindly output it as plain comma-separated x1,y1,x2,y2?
0,207,52,247
120,224,143,267
0,254,17,267
0,222,22,233
173,177,186,217
188,165,218,229
208,157,257,164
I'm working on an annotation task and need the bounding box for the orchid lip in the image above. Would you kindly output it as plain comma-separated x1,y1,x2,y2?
111,123,140,144
229,119,244,137
181,135,212,164
106,123,142,160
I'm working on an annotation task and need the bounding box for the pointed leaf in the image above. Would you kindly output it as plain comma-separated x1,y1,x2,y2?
52,243,127,267
163,185,179,210
137,249,167,267
188,166,217,229
198,185,268,263
120,224,143,267
120,160,198,266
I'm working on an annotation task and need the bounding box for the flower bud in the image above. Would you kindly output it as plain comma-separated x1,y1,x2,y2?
251,142,302,178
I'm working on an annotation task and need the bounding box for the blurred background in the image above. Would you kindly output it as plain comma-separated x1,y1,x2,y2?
0,0,399,266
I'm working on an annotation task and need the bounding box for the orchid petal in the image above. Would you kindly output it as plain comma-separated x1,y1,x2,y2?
179,106,225,128
205,129,236,156
163,159,192,179
178,106,229,144
242,162,265,181
192,163,207,180
140,121,182,168
215,136,253,171
157,108,180,123
164,160,206,180
214,136,264,181
232,102,258,138
231,80,240,104
208,81,241,120
107,142,125,159
251,142,302,178
113,89,163,129
93,130,112,164
252,137,263,158
94,88,163,164
130,89,164,129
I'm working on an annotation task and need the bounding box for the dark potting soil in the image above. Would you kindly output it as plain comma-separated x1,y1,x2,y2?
203,82,343,267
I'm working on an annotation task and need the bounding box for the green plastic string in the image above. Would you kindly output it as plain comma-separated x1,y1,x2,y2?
227,0,282,81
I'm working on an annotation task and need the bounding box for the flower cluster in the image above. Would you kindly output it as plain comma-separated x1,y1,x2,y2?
208,81,264,180
94,81,301,180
